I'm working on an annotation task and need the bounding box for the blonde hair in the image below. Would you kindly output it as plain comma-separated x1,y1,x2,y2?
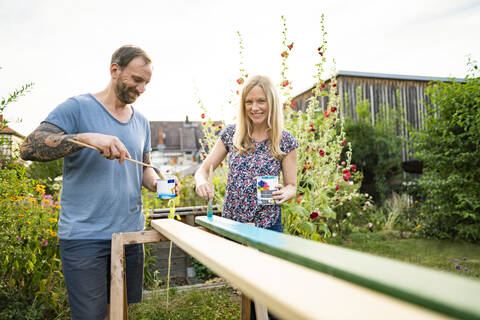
233,75,285,160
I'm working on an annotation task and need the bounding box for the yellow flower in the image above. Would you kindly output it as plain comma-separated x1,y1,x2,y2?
27,221,31,224
29,197,36,203
49,217,58,223
416,224,422,230
420,212,424,216
43,199,50,204
35,184,46,194
50,231,57,237
19,214,25,217
415,200,419,204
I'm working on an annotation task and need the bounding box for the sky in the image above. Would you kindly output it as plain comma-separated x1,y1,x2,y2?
1,0,479,136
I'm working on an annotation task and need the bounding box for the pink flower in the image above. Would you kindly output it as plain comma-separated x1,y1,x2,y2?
335,184,340,191
41,240,48,247
319,149,325,157
351,164,357,172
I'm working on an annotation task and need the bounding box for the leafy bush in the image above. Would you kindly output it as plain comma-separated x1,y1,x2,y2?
412,60,480,241
0,84,68,318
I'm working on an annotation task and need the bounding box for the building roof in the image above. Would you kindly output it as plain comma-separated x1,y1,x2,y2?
336,70,464,83
0,125,25,139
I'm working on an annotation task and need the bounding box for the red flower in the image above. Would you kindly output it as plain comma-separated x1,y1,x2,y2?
219,162,223,168
309,123,314,128
310,211,319,220
282,80,290,87
302,166,307,172
296,198,301,204
287,42,294,50
236,90,239,95
319,149,325,157
291,101,296,109
281,51,289,58
201,113,205,119
342,169,350,175
317,46,323,56
320,83,326,89
351,164,357,172
332,83,337,88
202,154,206,159
330,106,337,112
341,138,347,147
335,184,340,191
308,128,315,133
343,172,351,181
245,74,249,78
237,77,244,85
218,125,222,130
324,110,329,118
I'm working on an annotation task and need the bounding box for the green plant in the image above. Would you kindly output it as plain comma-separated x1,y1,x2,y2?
412,59,480,242
191,257,216,281
0,82,68,318
25,158,63,196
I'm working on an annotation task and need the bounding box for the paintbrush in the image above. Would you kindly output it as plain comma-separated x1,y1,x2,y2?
207,164,213,218
67,138,165,179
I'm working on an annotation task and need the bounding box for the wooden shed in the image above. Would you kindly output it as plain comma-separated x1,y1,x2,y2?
292,70,464,161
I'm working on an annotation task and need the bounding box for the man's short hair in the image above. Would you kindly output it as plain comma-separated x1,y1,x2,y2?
111,45,152,69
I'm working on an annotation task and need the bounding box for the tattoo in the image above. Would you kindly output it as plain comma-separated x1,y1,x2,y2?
143,152,151,172
20,122,83,161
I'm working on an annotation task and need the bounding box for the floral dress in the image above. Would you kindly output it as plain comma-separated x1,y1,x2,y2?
220,124,298,228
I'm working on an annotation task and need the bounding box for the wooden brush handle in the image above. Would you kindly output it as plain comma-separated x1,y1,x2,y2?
67,138,165,179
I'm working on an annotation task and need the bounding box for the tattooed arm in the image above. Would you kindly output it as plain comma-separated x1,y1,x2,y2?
20,122,131,162
20,122,82,161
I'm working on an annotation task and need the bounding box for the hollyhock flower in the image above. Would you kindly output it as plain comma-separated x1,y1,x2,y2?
201,113,205,119
332,83,337,88
287,42,294,50
320,83,326,89
291,101,296,109
319,149,325,157
335,184,340,191
324,110,329,118
310,211,319,220
236,90,239,95
342,169,349,175
308,128,315,133
351,164,357,172
282,80,290,87
341,139,347,146
237,78,244,85
343,173,351,181
218,125,222,130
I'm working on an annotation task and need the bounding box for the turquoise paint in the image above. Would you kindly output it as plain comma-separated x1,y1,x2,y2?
196,215,480,320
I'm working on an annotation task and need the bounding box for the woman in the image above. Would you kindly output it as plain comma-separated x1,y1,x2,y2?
195,74,298,232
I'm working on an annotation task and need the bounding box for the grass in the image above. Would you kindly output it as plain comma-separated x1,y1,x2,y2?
330,231,480,279
128,287,240,320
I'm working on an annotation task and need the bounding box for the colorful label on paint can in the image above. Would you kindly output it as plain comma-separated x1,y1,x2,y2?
256,176,278,205
157,179,176,199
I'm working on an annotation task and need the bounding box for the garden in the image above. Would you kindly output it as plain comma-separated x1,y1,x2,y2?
1,15,480,320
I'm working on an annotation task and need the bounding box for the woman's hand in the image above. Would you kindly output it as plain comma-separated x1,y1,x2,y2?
272,184,296,204
195,182,214,201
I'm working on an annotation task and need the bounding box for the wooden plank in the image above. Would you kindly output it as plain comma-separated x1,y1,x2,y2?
152,219,445,320
241,294,251,320
195,215,480,320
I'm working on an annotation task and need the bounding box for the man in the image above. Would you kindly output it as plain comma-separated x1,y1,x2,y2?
21,45,174,320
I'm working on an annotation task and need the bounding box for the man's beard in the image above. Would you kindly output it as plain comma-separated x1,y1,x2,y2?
114,79,140,104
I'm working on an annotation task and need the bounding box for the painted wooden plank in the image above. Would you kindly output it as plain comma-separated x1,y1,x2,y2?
152,219,445,320
195,215,480,320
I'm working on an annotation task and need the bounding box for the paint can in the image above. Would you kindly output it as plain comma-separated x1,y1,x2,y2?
157,178,176,199
256,175,278,205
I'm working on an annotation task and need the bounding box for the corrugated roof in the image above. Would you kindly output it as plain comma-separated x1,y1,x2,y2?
337,70,464,83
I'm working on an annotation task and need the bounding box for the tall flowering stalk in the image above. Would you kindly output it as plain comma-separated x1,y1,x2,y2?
282,14,374,241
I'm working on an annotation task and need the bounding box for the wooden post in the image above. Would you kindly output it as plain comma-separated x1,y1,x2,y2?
241,294,251,320
110,230,167,320
110,233,127,320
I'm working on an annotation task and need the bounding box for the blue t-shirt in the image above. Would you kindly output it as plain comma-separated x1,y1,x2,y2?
44,93,151,239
